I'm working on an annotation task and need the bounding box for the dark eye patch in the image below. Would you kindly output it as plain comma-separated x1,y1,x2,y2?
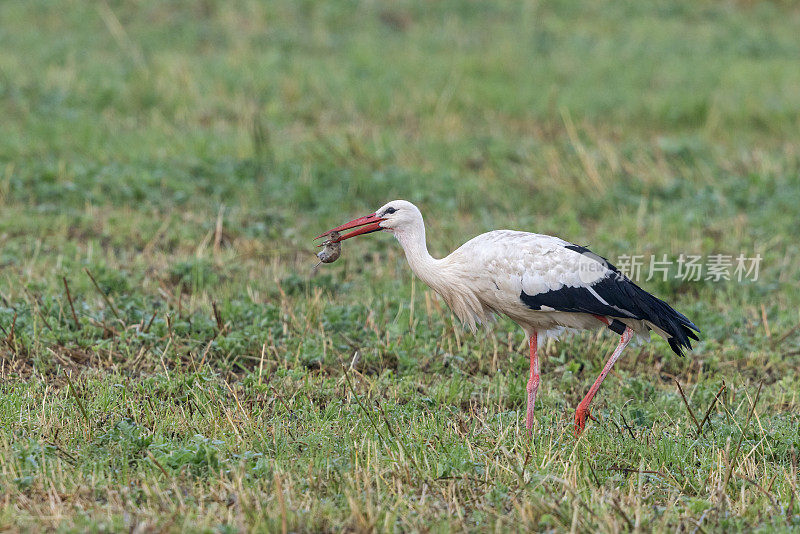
383,207,398,215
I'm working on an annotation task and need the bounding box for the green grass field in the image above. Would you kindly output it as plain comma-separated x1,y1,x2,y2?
2,1,800,531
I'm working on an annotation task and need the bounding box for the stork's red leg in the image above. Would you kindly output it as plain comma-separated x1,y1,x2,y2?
526,331,540,435
575,326,634,435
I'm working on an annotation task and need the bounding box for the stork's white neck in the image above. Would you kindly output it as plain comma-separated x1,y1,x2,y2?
393,223,441,287
391,219,487,331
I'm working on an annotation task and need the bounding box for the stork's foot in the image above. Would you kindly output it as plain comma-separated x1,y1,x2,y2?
574,403,591,435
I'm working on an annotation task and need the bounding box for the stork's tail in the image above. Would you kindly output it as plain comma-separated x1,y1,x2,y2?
634,288,699,356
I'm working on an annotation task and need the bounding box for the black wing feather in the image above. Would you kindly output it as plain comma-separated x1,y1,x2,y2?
520,244,700,356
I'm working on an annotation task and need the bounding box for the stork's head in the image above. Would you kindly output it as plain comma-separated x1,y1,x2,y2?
316,200,422,243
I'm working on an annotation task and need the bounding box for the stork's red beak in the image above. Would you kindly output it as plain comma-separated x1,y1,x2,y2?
316,213,385,243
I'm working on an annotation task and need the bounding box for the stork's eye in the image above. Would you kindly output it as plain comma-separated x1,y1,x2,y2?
383,207,398,215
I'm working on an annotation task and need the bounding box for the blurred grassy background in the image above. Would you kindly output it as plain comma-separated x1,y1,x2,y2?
1,1,799,531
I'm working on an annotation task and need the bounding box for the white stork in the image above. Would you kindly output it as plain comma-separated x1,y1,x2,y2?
317,200,699,435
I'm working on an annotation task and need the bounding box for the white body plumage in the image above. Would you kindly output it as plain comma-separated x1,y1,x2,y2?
385,202,683,346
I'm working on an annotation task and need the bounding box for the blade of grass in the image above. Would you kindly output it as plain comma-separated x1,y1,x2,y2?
85,268,121,320
722,381,763,491
62,369,91,438
675,378,701,434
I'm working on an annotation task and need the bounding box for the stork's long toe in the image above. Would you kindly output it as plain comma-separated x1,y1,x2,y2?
574,404,590,435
